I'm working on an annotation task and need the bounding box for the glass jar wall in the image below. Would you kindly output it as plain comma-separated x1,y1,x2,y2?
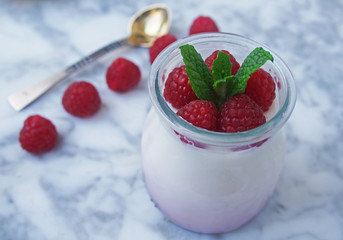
141,33,296,233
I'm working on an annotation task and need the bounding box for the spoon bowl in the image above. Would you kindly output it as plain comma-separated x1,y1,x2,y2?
128,4,171,47
8,4,171,111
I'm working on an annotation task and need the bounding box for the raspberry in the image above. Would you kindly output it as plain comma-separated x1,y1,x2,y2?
19,115,58,154
189,16,219,35
244,68,276,111
106,57,141,92
177,100,218,131
163,65,198,109
149,34,177,64
205,50,240,75
218,94,266,133
62,81,101,118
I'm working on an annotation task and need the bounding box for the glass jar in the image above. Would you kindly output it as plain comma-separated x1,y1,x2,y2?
141,33,296,233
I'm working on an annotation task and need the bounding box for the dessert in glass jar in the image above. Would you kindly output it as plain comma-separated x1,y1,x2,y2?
141,32,296,233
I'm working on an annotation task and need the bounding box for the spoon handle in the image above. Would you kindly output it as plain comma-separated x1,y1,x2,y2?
8,38,128,111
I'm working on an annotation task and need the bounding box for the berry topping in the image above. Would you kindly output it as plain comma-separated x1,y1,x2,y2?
177,100,218,131
189,16,219,35
205,50,240,75
169,44,274,133
179,45,274,109
62,81,101,118
218,94,266,133
149,34,177,64
244,68,276,111
19,115,58,154
106,57,141,92
163,65,198,109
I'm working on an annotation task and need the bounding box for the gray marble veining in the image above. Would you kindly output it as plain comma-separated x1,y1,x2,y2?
1,0,343,239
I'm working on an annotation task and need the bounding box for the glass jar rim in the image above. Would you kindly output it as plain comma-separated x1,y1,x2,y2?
149,32,296,147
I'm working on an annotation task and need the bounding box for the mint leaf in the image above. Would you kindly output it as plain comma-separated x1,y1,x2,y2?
212,51,232,82
211,51,234,108
229,47,274,97
179,44,216,102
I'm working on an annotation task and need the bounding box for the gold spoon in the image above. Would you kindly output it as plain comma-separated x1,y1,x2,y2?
8,4,171,111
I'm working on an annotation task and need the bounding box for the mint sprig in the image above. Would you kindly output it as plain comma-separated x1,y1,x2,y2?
179,45,274,109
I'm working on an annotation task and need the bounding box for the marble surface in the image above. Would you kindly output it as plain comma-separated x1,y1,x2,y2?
1,0,343,239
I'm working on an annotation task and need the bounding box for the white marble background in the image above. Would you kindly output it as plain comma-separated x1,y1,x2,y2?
0,0,343,239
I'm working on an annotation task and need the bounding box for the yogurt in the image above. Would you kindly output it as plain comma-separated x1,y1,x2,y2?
142,106,285,233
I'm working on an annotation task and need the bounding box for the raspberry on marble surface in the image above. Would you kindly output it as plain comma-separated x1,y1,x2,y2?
106,57,141,92
62,81,101,118
149,34,177,64
19,115,58,154
189,16,219,35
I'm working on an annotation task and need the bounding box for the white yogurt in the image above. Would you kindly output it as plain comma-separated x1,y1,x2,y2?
141,106,285,233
